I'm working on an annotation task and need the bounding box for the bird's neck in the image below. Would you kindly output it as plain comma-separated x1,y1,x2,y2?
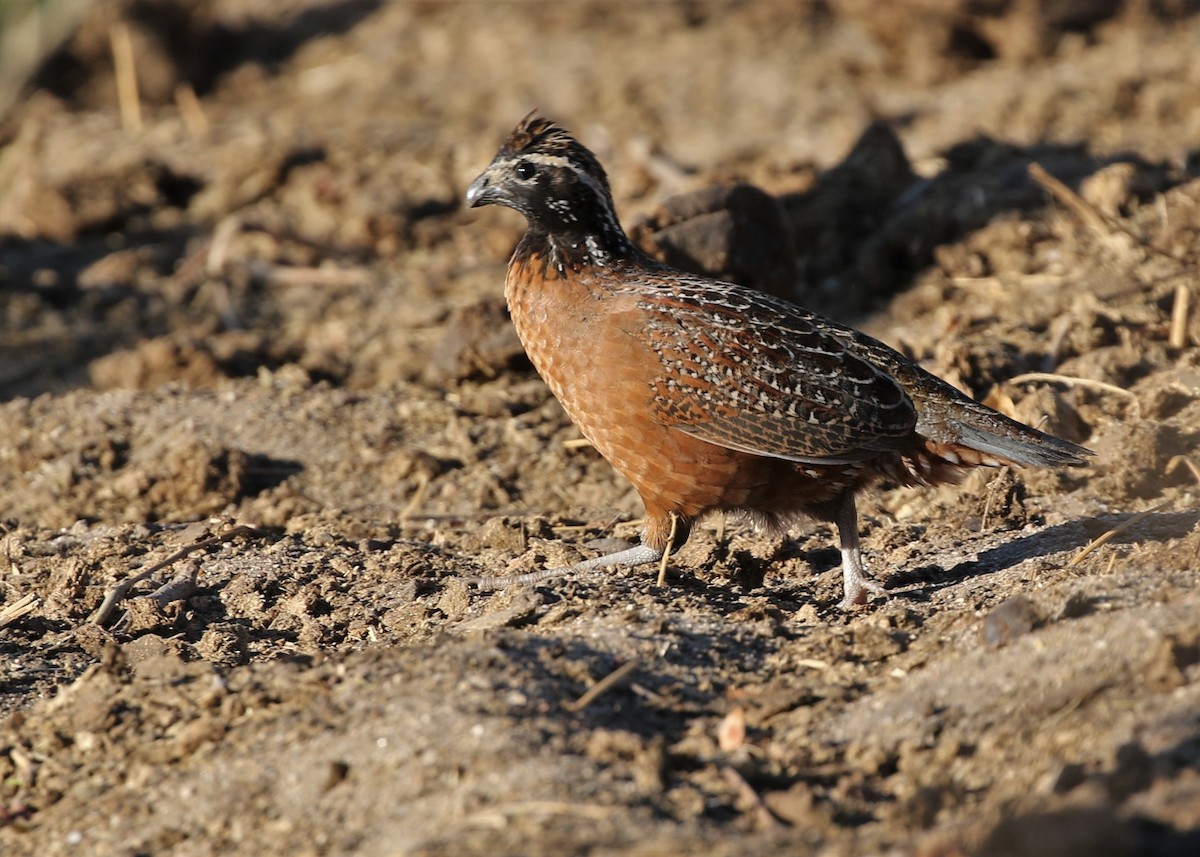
517,217,640,277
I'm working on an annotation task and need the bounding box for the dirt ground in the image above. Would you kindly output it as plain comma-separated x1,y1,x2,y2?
1,1,1200,854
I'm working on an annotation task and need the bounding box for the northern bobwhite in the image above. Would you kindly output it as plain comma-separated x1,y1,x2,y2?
465,115,1090,609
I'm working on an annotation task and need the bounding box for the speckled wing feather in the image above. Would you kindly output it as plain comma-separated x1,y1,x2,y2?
632,275,918,464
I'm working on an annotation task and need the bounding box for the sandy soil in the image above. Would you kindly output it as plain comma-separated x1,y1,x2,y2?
2,1,1199,854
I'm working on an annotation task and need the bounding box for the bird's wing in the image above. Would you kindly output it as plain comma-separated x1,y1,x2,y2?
629,278,917,464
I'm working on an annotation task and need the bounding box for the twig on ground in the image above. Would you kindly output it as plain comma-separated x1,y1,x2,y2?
91,524,269,627
144,563,201,610
206,215,242,275
1028,163,1112,237
259,264,372,289
1166,455,1200,485
1042,313,1074,372
564,660,639,713
0,593,39,630
1028,162,1179,262
721,765,785,830
110,561,202,636
981,466,1012,532
174,82,209,138
109,23,142,134
657,513,677,587
470,800,619,825
398,472,430,521
1170,283,1192,349
794,658,831,671
628,682,667,704
1069,500,1174,568
1006,372,1139,416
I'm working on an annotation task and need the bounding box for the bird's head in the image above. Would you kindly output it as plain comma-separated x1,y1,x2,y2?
466,114,631,257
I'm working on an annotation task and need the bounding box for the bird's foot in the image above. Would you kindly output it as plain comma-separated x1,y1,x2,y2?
469,543,663,592
838,569,888,611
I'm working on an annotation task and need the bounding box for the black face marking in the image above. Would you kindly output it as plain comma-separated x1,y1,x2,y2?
468,116,639,270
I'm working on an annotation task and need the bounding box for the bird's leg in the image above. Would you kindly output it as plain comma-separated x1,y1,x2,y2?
470,512,691,592
833,492,887,610
470,543,663,591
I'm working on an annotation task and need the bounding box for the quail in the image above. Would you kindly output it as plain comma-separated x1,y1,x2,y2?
465,115,1090,608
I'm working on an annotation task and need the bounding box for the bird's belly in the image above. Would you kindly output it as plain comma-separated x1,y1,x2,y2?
516,317,858,518
507,281,738,514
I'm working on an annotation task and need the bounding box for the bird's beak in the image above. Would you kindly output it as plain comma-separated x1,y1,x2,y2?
465,170,501,208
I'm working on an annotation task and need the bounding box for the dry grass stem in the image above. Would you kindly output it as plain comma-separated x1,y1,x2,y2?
0,592,39,630
981,466,1012,532
657,512,677,587
145,565,200,609
206,215,242,275
1069,500,1174,568
565,659,639,712
794,658,831,671
1006,372,1138,414
1166,455,1200,485
109,23,142,133
1170,283,1191,349
1029,162,1180,262
261,264,371,289
472,801,619,824
91,525,269,626
174,82,209,138
721,765,785,830
1029,163,1112,236
398,472,430,521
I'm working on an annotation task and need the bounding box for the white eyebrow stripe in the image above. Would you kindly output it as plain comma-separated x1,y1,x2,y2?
514,152,610,206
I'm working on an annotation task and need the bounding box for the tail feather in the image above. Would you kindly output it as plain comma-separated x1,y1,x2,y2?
919,400,1092,469
954,421,1090,467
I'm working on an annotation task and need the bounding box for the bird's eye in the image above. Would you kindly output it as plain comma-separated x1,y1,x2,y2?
514,161,537,181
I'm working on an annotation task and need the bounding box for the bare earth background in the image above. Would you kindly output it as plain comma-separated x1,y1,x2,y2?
2,1,1200,854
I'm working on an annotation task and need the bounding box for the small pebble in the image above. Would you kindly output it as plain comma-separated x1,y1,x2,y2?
982,594,1042,648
